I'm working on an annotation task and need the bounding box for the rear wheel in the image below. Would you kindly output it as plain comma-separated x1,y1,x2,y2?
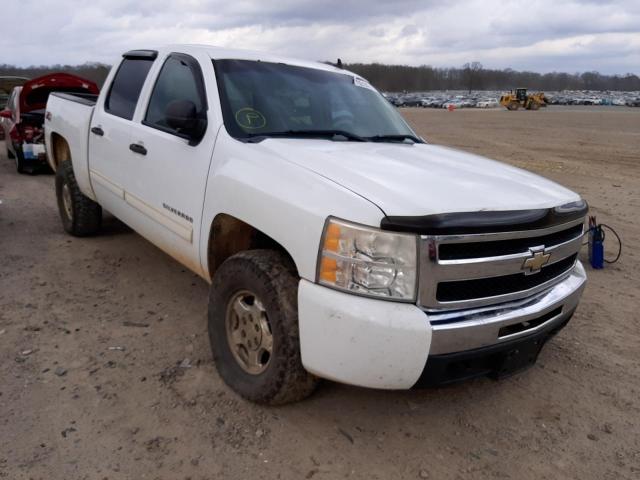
5,141,15,159
208,249,319,405
55,161,102,236
13,145,25,173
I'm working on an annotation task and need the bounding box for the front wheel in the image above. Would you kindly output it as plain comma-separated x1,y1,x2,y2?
55,161,102,236
208,249,319,405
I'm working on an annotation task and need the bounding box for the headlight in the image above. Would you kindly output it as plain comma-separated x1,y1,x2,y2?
316,217,418,301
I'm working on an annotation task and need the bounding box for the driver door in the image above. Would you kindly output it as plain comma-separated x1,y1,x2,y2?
121,52,215,275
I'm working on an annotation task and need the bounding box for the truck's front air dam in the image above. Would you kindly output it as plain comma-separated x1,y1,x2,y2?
413,308,575,388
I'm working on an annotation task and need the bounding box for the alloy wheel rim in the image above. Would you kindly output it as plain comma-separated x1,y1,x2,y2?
225,290,273,375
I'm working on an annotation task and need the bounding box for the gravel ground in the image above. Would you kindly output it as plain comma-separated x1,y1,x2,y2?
1,105,639,479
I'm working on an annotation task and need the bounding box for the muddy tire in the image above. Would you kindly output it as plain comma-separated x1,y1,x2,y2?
507,102,520,111
55,161,102,236
208,249,319,405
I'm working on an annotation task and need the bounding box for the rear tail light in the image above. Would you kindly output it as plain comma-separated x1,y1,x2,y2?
9,126,21,142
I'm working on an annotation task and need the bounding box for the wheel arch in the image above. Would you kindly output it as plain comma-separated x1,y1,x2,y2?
206,213,298,280
49,132,71,170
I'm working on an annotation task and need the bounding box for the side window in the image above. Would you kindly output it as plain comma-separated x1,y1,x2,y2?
144,55,206,134
105,58,154,120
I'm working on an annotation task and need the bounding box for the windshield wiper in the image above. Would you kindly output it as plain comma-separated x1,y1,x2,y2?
245,129,367,142
366,134,423,144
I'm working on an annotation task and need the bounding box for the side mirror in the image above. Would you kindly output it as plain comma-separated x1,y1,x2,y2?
0,110,12,119
166,100,197,131
165,100,206,144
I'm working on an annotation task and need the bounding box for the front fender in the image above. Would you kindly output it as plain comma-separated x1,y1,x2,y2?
199,132,385,281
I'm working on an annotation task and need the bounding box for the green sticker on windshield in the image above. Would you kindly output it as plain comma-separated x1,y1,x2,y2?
235,108,267,129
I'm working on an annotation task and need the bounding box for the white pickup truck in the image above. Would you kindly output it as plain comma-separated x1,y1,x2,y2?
45,45,587,404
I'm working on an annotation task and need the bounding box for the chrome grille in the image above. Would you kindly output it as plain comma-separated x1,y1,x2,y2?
419,218,584,310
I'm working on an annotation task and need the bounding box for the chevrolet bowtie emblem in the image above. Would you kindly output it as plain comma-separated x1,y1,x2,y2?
522,248,550,274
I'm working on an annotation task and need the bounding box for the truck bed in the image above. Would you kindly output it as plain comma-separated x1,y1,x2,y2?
45,92,97,200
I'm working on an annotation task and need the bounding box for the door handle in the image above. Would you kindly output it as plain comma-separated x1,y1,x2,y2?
91,126,104,136
129,143,147,155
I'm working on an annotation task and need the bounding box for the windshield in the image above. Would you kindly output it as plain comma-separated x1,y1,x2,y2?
213,59,419,141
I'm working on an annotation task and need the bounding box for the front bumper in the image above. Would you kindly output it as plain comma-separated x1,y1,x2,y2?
414,307,575,387
298,280,432,389
297,261,586,389
427,261,587,355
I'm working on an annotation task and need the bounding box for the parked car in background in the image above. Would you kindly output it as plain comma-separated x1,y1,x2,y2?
384,90,640,109
0,73,99,173
476,98,499,108
0,76,29,141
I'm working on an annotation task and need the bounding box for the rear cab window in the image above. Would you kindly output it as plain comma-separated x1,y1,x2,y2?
105,50,157,120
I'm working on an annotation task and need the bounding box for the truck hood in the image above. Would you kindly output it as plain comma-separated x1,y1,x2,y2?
257,139,580,216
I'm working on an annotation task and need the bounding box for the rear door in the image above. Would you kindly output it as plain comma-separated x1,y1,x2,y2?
88,50,156,219
121,52,216,275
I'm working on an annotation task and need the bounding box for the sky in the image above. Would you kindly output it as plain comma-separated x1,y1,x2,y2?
1,0,639,74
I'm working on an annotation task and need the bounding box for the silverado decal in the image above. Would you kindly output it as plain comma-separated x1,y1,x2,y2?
162,203,193,223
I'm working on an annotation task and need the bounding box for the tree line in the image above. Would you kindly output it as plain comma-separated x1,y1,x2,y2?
2,61,639,92
343,62,640,92
0,63,111,87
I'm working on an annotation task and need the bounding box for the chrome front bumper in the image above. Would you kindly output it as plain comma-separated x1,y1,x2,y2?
426,261,587,355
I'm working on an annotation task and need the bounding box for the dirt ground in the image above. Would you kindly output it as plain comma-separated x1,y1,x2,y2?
1,106,639,480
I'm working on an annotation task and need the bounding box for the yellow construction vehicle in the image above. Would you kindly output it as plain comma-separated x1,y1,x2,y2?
499,88,548,110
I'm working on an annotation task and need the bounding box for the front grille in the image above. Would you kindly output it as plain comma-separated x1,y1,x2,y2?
436,255,577,302
439,224,583,260
418,218,584,310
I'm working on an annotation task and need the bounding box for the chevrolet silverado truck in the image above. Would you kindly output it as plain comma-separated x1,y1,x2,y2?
44,45,588,404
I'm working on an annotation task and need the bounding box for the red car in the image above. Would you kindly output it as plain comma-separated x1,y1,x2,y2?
0,76,29,141
0,73,99,173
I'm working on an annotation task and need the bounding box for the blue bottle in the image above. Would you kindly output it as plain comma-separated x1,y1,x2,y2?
589,225,604,269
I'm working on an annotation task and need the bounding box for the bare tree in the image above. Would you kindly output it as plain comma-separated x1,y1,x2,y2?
462,62,483,93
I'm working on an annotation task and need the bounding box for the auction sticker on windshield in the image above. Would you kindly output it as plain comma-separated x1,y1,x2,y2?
235,108,267,129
